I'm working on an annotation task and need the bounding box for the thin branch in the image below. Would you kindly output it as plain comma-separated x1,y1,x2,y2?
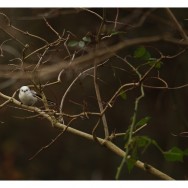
166,8,188,40
113,8,119,31
0,89,18,108
101,82,137,115
0,38,12,56
43,16,61,39
82,8,103,20
10,25,49,44
92,119,101,144
143,82,188,90
58,111,101,118
96,8,106,42
28,117,75,160
24,37,65,60
64,33,71,57
59,60,108,120
29,119,72,160
110,123,147,139
32,47,49,72
93,62,109,139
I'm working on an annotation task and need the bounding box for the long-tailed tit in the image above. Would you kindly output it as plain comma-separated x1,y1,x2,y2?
19,86,54,106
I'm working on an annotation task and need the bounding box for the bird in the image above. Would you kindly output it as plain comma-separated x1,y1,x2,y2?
19,86,55,106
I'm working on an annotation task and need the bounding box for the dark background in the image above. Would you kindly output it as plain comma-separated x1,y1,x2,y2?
0,8,188,180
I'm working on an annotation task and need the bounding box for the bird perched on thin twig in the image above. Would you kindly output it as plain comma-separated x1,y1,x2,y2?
19,86,55,106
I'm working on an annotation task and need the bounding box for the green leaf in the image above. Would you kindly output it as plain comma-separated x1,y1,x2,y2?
82,36,91,43
135,116,151,128
78,41,85,48
126,157,137,173
119,90,127,100
68,40,78,47
148,60,163,69
142,51,151,60
133,136,153,154
163,147,184,162
134,46,146,58
134,46,151,60
183,148,188,156
136,136,150,148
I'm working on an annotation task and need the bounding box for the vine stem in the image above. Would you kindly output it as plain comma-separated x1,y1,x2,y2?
115,82,145,179
115,55,146,179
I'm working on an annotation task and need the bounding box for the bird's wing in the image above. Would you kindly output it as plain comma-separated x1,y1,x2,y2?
31,90,56,105
31,90,42,99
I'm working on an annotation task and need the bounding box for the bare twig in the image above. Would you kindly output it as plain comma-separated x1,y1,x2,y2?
29,117,75,160
166,8,188,40
59,61,108,120
82,8,103,20
32,47,49,72
43,16,61,39
0,38,12,56
101,82,136,115
113,8,119,31
93,62,109,139
0,89,18,108
10,23,49,44
64,33,71,57
109,123,147,140
28,131,64,160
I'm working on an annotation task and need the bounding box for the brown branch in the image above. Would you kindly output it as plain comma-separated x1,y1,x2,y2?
0,89,18,108
0,38,12,56
2,35,188,81
113,8,119,30
92,119,101,144
143,83,188,90
58,111,101,118
82,8,103,20
166,8,188,40
101,82,137,115
29,117,75,160
43,16,61,39
11,24,49,44
109,123,147,140
32,47,49,72
93,62,109,139
59,61,108,121
0,91,174,180
28,131,64,160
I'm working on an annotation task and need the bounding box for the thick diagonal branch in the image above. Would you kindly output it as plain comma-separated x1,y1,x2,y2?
0,92,174,180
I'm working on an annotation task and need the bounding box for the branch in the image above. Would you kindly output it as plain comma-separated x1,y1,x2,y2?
166,8,188,40
2,35,188,81
59,61,108,122
0,91,174,180
94,62,109,139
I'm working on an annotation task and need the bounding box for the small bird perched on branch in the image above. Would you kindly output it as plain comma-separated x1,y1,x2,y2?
19,86,55,106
